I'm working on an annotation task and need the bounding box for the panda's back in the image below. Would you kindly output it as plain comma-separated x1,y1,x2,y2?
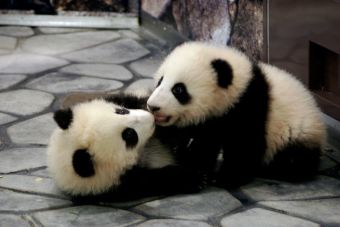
258,63,326,162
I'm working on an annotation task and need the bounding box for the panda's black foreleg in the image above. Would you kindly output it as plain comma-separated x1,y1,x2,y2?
215,144,265,189
71,165,207,203
215,159,258,189
115,165,208,201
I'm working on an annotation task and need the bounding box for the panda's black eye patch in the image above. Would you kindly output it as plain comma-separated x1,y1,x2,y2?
156,76,163,87
172,83,191,104
72,149,95,177
115,108,129,115
122,127,138,149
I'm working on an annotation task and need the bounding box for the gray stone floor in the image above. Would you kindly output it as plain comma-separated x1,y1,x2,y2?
0,25,340,227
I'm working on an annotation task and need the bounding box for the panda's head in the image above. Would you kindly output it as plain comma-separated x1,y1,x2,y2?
147,42,253,127
47,99,155,196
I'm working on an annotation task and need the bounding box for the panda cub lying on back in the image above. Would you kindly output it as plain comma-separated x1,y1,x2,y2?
47,93,205,201
147,42,326,188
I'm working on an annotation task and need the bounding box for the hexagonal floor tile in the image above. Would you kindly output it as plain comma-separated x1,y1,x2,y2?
0,74,26,90
136,219,211,227
34,206,145,226
0,147,46,173
61,39,150,64
260,198,340,225
129,56,162,77
0,36,16,50
240,176,340,202
220,208,319,227
26,72,123,94
8,113,55,145
133,188,242,221
0,26,34,37
0,89,54,116
0,53,68,74
0,189,70,212
0,113,17,125
21,31,120,55
60,64,133,80
125,79,154,94
0,214,31,227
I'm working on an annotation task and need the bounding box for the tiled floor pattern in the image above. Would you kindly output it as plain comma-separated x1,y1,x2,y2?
0,26,340,226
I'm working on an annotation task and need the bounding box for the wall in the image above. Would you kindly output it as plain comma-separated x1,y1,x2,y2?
142,0,265,61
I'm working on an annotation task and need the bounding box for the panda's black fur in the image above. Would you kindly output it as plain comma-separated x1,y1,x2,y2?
155,65,320,187
147,42,326,188
48,93,206,202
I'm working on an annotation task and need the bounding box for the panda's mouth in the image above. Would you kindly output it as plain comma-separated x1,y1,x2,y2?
154,114,171,124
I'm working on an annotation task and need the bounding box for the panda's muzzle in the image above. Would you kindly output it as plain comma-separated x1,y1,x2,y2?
147,104,171,124
147,104,160,113
154,114,171,124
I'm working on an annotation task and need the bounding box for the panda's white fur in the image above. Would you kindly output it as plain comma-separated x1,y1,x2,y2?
47,99,173,196
259,63,326,162
147,42,326,185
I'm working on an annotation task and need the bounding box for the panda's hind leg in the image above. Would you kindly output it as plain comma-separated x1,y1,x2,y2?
262,143,321,182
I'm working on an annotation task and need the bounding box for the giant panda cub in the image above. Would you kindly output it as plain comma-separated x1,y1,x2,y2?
47,93,205,201
147,42,326,188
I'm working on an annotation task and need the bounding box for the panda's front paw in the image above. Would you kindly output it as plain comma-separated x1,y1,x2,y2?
197,172,209,190
163,166,209,194
182,170,210,193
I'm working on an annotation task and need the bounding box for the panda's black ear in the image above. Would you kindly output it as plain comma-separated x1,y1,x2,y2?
54,108,73,130
211,59,233,88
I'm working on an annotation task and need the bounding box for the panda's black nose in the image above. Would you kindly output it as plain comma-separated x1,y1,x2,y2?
147,105,160,113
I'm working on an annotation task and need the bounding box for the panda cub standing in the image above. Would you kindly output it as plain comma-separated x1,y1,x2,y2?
147,42,326,188
47,93,205,201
